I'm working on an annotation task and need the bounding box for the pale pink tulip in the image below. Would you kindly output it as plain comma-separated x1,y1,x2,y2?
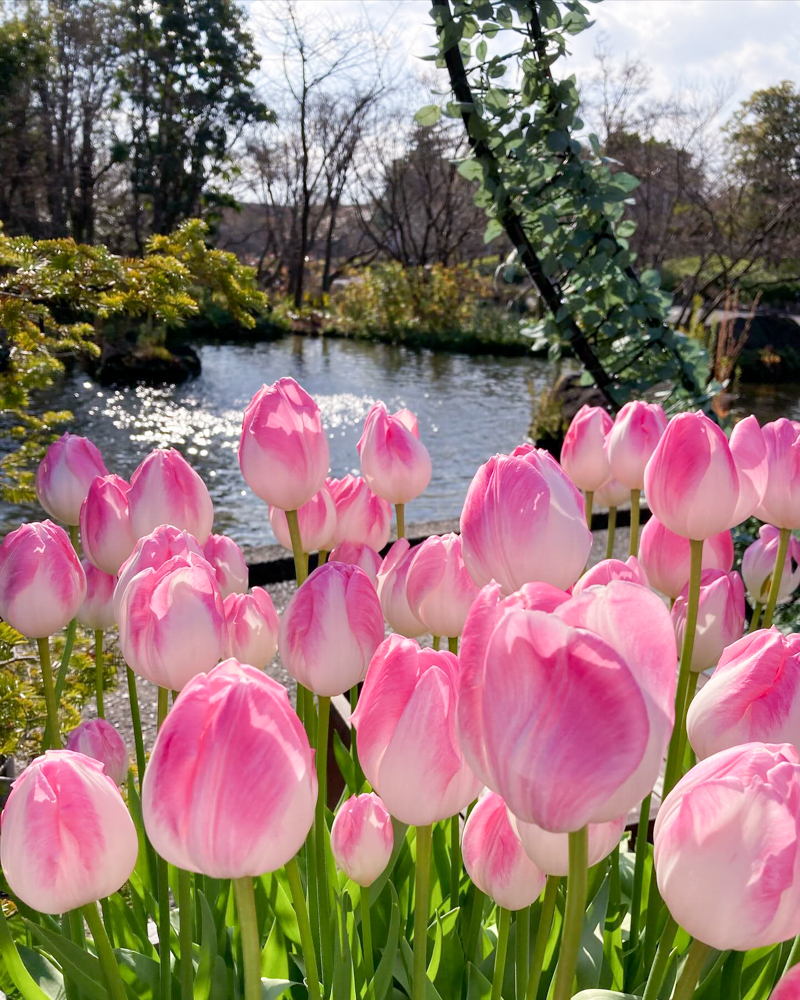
329,541,382,586
269,485,337,553
0,750,137,913
352,636,481,826
376,540,427,638
508,811,626,877
771,965,800,1000
114,524,205,619
128,448,213,542
461,448,591,594
142,659,317,877
605,400,667,490
66,719,129,785
224,587,280,668
571,556,648,595
594,476,630,509
672,569,745,673
560,405,613,492
638,516,734,599
406,532,479,638
330,792,394,886
239,377,329,511
202,533,248,598
0,520,86,637
654,742,800,951
279,562,384,697
327,474,392,551
357,402,432,504
756,419,800,529
76,560,116,631
36,433,108,525
80,474,136,575
743,525,800,606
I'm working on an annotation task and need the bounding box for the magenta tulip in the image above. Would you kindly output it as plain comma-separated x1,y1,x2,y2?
36,433,108,525
771,965,800,1000
202,533,248,598
80,474,136,575
327,474,392,551
672,568,745,672
508,812,626,877
406,532,479,638
279,562,384,697
743,524,800,606
0,520,86,637
756,418,800,529
224,587,280,669
269,485,337,553
76,560,116,631
357,402,432,504
114,524,205,618
638,515,734,599
0,750,137,913
239,377,330,511
605,400,667,490
571,556,649,595
66,719,129,785
142,659,317,877
352,636,481,826
654,742,800,950
376,539,427,638
330,792,394,886
329,541,382,586
560,405,613,492
128,447,213,542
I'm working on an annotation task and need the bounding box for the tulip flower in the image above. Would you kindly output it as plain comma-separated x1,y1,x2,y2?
756,418,800,529
0,750,138,913
462,791,547,910
118,552,226,690
406,532,479,639
142,659,317,877
352,636,481,826
508,811,626,877
202,533,249,597
687,629,800,759
327,474,392,551
357,402,432,505
36,432,108,526
461,448,592,595
329,541,382,586
654,742,800,951
330,792,394,886
269,485,337,554
279,562,384,697
572,556,648,595
672,569,745,673
605,401,667,490
560,405,613,493
239,377,330,511
743,524,800,606
224,587,280,669
593,476,629,509
376,539,427,638
771,965,800,1000
638,515,734,600
76,560,116,631
80,474,136,575
114,523,205,618
0,520,86,638
128,447,214,543
66,719,129,785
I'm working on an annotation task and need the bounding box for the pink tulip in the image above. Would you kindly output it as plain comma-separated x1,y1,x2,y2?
128,448,214,543
0,750,138,913
376,540,427,638
672,569,745,672
461,448,592,595
638,515,734,599
687,629,800,759
771,965,800,1000
142,659,317,877
202,533,248,598
594,475,630,509
560,405,613,492
357,402,432,504
36,433,108,525
571,556,649,595
114,524,205,618
654,742,800,951
330,792,394,886
0,520,86,637
329,541,382,586
643,411,766,538
239,377,329,511
76,560,116,631
352,636,481,826
743,524,800,606
66,719,129,785
605,401,667,491
508,811,626,877
80,474,136,575
462,791,546,910
756,419,800,529
118,552,226,690
269,485,337,553
406,532,479,638
327,474,392,551
279,562,384,697
224,587,280,669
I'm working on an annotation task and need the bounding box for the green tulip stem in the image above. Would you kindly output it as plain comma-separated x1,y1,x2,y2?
178,868,193,1000
762,527,791,629
749,601,764,632
127,667,146,790
629,794,651,950
396,503,405,540
361,886,375,998
606,506,617,559
641,915,678,1000
286,508,309,585
552,828,588,1000
318,549,329,565
94,630,105,718
584,490,594,529
491,908,511,1000
315,695,333,983
412,825,433,1000
233,877,260,1000
515,906,530,1000
629,489,641,556
672,939,711,1000
286,857,322,1000
36,637,60,751
448,636,459,654
525,876,561,1000
44,617,77,748
82,902,127,1000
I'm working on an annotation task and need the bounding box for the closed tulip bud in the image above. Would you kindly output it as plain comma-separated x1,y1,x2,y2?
239,377,330,511
770,965,800,1000
36,433,108,526
329,541,382,586
279,562,384,697
605,401,667,490
654,742,800,951
461,448,592,595
560,405,613,492
80,474,136,574
327,474,392,551
0,521,86,638
405,532,478,638
142,659,317,877
572,556,649,595
352,636,481,826
462,791,546,910
756,419,800,529
593,475,630,509
357,402,432,504
687,629,800,759
672,569,745,672
376,540,427,638
508,811,626,877
0,750,138,913
743,524,800,606
224,587,280,668
66,719,129,785
128,448,214,543
114,524,205,619
330,792,394,886
76,560,116,630
202,533,248,597
118,553,226,690
269,485,336,553
639,515,734,599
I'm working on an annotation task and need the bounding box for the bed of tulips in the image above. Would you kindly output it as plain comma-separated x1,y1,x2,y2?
3,381,800,1000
